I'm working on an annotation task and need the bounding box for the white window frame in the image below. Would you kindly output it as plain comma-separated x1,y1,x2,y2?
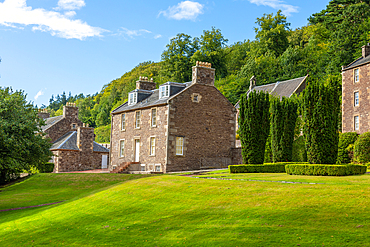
151,108,157,127
355,69,359,83
141,164,146,171
128,92,137,105
71,123,77,129
119,139,125,157
354,92,359,107
176,137,184,156
135,111,141,129
159,85,169,98
354,116,359,131
121,113,126,131
155,164,161,172
150,137,156,156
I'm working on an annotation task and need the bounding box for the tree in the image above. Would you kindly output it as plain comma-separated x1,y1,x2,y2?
191,27,229,78
161,33,199,83
302,77,340,164
270,96,298,162
0,87,52,184
239,90,270,164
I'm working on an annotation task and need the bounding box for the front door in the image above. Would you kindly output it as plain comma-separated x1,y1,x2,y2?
101,155,108,169
135,139,140,162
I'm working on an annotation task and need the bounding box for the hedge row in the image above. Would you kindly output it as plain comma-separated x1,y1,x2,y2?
285,164,367,176
229,162,308,173
38,162,55,173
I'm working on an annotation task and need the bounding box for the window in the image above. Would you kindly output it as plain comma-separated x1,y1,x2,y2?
155,165,161,172
121,113,126,130
135,111,141,128
176,137,184,155
128,92,137,105
355,69,359,83
150,137,156,155
120,140,125,157
141,164,146,171
159,85,169,98
354,92,359,107
151,108,157,127
72,123,76,129
193,95,198,102
354,116,359,131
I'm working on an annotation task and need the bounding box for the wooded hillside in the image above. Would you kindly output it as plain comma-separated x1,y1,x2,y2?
45,0,370,142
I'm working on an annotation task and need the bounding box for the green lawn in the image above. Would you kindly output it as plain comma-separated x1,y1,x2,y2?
1,172,370,246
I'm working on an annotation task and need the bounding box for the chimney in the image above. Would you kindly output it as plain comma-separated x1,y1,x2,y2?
136,76,156,91
192,61,215,86
362,43,370,58
77,125,94,153
37,109,50,119
249,76,256,92
63,102,78,119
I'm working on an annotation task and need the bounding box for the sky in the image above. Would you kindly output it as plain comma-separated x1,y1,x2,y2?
0,0,330,107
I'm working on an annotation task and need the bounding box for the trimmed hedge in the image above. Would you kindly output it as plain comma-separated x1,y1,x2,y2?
354,132,370,164
285,164,366,176
337,132,358,164
229,162,308,173
38,162,55,173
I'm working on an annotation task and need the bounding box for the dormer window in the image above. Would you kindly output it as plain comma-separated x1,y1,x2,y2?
128,92,137,105
159,85,169,98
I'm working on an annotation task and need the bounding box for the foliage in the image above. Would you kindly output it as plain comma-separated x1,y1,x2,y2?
285,164,367,176
94,124,111,143
292,136,307,162
229,162,303,173
337,132,358,164
302,77,340,164
264,133,273,163
270,96,298,162
239,90,270,164
354,132,370,164
0,87,52,185
37,162,55,173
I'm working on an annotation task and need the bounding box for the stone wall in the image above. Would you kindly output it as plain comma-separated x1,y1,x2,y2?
53,150,108,172
166,83,236,172
45,105,83,142
109,105,168,172
231,147,243,165
342,63,370,134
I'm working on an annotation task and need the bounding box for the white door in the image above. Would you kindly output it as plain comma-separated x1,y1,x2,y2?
135,139,140,162
101,155,108,169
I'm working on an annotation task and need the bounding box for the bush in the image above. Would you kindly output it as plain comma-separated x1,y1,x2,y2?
292,136,307,162
354,132,370,164
38,162,54,173
229,162,307,173
285,164,366,176
337,132,358,164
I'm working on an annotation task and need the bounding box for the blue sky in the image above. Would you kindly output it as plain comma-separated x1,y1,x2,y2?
0,0,329,107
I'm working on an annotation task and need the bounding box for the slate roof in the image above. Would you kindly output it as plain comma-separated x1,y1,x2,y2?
342,56,370,70
50,131,109,152
235,75,307,109
112,82,191,114
41,115,63,131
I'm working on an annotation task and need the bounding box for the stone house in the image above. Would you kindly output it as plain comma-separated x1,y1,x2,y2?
234,75,308,132
39,103,109,172
342,44,370,134
109,61,237,173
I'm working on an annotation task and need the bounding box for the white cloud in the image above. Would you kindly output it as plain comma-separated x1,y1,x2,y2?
159,1,204,21
56,0,85,10
34,89,44,100
249,0,298,16
117,27,152,39
0,0,105,40
154,34,162,39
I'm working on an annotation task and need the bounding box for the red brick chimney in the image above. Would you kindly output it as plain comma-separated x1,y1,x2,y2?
136,76,156,90
192,61,215,86
362,43,370,58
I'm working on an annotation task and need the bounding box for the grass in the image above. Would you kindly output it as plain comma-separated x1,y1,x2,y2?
1,172,370,246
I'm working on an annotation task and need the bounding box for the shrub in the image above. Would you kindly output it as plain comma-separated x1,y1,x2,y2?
354,132,370,164
337,132,358,164
229,162,307,173
38,162,55,173
292,136,307,162
285,164,366,176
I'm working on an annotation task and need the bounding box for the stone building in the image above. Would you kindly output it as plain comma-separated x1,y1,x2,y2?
109,61,237,173
39,103,109,172
342,44,370,134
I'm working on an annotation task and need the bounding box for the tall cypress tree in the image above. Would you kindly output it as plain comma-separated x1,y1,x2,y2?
239,90,270,164
302,78,340,164
270,96,298,162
